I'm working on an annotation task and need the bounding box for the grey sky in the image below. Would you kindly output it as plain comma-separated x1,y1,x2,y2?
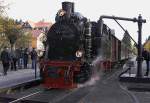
5,0,150,43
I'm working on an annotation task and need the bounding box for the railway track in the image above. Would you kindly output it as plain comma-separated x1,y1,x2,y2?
0,62,129,103
0,77,41,93
4,87,78,103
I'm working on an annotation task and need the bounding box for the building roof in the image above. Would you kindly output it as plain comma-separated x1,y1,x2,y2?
31,30,44,38
27,20,35,28
143,39,150,51
34,21,52,28
24,20,52,29
144,40,150,45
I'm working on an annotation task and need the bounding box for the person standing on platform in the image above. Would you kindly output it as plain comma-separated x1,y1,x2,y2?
30,48,38,69
19,47,24,69
0,47,10,75
30,48,38,78
23,48,29,68
10,49,17,71
142,48,150,76
15,48,20,69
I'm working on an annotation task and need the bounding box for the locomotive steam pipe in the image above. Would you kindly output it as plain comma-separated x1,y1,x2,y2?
99,14,146,78
85,20,92,60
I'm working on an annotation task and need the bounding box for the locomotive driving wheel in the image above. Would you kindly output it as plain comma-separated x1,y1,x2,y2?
74,63,92,83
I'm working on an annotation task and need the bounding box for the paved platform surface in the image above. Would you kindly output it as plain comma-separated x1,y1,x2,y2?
0,64,40,89
121,56,148,76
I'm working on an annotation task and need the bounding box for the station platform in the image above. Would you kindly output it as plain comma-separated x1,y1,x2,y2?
119,57,150,83
0,68,40,89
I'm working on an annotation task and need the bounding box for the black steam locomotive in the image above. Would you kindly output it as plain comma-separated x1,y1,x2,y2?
40,2,131,88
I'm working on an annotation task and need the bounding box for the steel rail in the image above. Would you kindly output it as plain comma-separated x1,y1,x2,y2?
9,90,43,103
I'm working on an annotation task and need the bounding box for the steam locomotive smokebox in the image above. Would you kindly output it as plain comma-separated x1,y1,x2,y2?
62,2,74,15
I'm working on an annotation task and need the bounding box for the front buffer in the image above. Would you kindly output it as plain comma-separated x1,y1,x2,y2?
40,61,81,89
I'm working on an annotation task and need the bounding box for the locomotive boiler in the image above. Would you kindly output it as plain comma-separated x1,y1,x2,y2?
40,2,130,88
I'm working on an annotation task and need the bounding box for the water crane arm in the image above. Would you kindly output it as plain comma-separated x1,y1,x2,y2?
113,18,138,47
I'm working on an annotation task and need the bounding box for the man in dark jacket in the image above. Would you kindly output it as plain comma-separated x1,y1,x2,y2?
30,48,37,69
10,49,17,71
142,48,150,76
1,47,10,75
30,48,38,78
23,48,29,68
18,47,24,69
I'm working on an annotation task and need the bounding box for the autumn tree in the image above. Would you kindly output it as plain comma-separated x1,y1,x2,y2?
148,35,150,40
0,1,11,51
15,31,32,48
122,31,132,49
2,18,22,50
0,0,7,15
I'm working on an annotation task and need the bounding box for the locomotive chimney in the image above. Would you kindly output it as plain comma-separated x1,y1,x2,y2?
71,2,74,13
62,2,74,18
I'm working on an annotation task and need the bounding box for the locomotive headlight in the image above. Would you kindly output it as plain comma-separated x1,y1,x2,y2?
75,50,83,58
58,9,66,16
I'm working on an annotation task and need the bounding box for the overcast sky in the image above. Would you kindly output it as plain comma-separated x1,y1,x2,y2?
5,0,150,43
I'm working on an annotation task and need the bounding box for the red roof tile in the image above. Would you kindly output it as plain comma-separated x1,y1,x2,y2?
34,21,52,28
31,30,43,38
